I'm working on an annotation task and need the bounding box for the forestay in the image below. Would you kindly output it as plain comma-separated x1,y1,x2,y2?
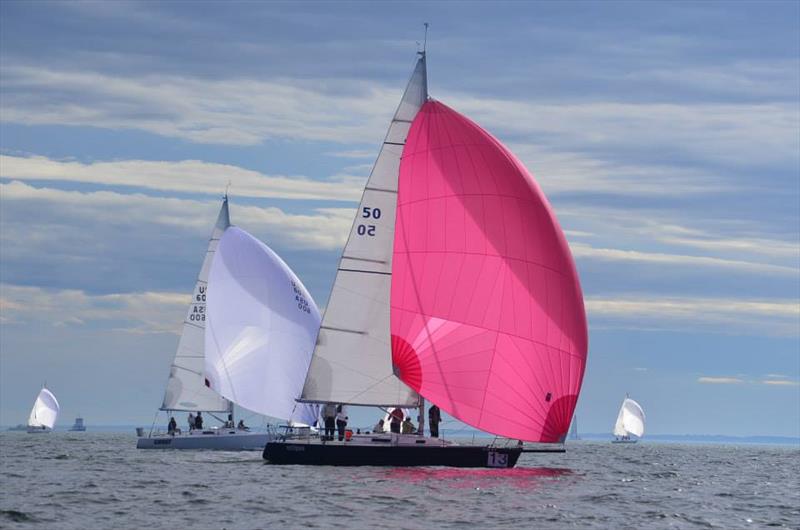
28,388,59,429
614,398,645,437
391,101,588,443
205,227,320,426
300,55,428,407
160,198,232,413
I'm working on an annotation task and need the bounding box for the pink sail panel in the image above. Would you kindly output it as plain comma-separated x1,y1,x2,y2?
390,100,588,443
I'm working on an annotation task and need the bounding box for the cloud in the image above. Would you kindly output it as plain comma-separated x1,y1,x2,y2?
0,65,398,145
0,154,364,202
698,377,744,384
0,180,353,250
0,181,351,296
572,243,797,276
0,283,188,334
587,296,800,337
761,379,800,387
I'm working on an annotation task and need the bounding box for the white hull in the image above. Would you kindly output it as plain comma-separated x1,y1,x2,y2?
611,438,638,444
27,426,52,433
136,429,272,450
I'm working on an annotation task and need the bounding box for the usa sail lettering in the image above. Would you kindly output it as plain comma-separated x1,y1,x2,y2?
291,280,311,314
357,206,381,237
189,304,205,322
188,285,206,322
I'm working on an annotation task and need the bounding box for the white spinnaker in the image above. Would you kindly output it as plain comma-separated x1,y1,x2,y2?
205,227,320,426
27,388,59,429
160,198,232,413
613,398,645,437
300,55,428,407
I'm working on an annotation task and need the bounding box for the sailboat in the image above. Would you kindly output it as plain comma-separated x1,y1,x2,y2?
27,387,59,433
612,396,645,443
263,47,588,468
137,196,319,449
569,416,579,441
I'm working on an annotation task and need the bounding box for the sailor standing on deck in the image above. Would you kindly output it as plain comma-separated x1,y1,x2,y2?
428,404,441,438
322,403,337,441
187,412,195,431
389,408,404,434
335,405,348,441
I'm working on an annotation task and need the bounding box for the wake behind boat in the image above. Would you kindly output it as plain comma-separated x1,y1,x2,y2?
264,45,588,468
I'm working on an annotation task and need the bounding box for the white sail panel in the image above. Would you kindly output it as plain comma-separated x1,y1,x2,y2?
27,388,59,429
614,397,645,437
161,198,232,413
205,227,320,425
300,55,428,407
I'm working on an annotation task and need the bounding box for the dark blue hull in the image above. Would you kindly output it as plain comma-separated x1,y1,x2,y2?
263,441,523,468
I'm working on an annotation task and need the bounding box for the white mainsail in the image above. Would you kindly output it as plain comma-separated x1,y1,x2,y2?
160,198,232,413
28,388,59,429
205,226,320,426
613,397,645,438
299,54,428,407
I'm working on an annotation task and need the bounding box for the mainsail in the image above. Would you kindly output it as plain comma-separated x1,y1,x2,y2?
613,397,645,438
160,198,232,413
28,388,59,429
300,54,428,407
390,101,588,443
205,226,320,426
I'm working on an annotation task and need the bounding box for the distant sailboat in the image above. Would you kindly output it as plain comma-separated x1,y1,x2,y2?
612,396,645,443
69,417,86,432
264,46,588,468
137,196,320,450
27,387,59,433
570,416,580,441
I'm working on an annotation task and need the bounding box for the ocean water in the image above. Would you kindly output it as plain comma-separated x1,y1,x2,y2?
1,433,798,529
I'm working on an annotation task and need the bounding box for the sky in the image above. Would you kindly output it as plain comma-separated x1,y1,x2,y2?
0,1,798,437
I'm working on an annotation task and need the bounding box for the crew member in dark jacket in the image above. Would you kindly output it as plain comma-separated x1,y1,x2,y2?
428,404,441,438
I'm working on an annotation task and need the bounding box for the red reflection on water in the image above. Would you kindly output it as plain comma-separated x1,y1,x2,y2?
385,467,571,491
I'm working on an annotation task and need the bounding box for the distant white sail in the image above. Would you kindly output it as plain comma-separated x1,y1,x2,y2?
160,198,232,413
299,55,427,407
613,397,645,437
205,226,320,426
28,388,59,429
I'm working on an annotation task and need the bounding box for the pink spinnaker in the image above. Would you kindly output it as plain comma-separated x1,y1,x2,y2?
391,101,588,443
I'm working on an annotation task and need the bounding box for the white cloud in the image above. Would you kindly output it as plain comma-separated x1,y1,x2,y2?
0,65,398,145
761,379,800,387
698,377,744,384
572,243,797,276
0,154,364,202
0,180,353,250
587,296,800,337
0,283,188,334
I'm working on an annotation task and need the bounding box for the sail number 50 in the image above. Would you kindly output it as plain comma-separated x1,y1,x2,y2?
357,207,381,237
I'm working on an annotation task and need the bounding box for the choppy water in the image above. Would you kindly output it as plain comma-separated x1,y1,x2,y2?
1,432,798,529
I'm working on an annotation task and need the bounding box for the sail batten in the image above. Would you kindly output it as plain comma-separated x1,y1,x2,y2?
160,198,232,413
300,55,428,407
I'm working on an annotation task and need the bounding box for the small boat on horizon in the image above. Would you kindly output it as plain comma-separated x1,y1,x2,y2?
69,417,86,432
263,45,588,468
27,387,59,433
612,395,645,444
